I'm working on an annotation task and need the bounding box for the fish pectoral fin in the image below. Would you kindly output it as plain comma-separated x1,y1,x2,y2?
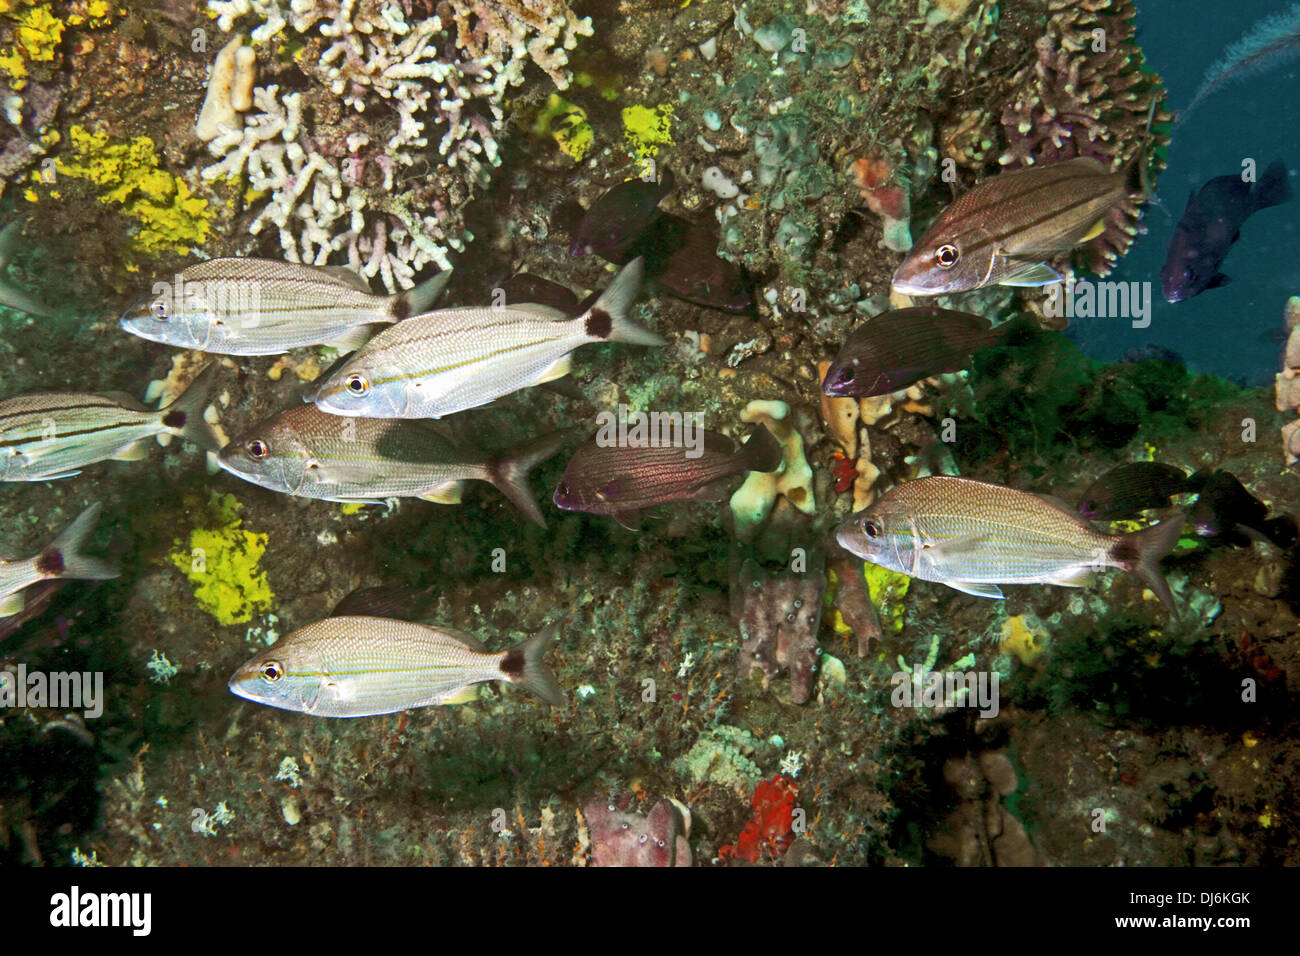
309,461,378,486
38,471,82,480
417,480,466,504
945,579,1005,599
1048,566,1097,588
324,327,377,353
0,591,26,616
537,353,573,384
1080,217,1107,242
998,260,1063,287
613,509,643,531
1207,273,1231,289
111,439,153,462
926,533,987,558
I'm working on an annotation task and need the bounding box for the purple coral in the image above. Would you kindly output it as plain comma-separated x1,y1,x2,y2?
584,797,691,867
999,0,1169,275
733,554,826,705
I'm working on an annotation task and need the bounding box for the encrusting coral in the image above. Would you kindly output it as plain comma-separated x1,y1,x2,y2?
202,0,592,291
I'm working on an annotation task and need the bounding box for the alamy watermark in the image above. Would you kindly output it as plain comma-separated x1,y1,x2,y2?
595,404,705,459
1045,278,1152,328
150,276,263,326
1,664,103,719
890,669,1000,718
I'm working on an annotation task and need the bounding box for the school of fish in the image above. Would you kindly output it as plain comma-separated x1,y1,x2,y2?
2,135,1291,720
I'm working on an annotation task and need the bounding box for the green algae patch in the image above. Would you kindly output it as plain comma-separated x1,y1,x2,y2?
170,493,274,626
621,103,673,162
863,562,910,633
534,93,593,162
52,125,211,260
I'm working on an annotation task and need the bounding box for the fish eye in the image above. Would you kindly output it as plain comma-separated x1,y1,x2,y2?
840,367,855,382
935,243,959,269
556,481,569,497
345,374,369,396
152,300,168,321
246,439,269,459
861,518,882,538
259,660,285,683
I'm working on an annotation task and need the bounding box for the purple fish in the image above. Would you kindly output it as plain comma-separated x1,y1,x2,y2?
553,424,782,529
1190,469,1297,550
1077,462,1191,521
1161,160,1290,303
823,309,1034,398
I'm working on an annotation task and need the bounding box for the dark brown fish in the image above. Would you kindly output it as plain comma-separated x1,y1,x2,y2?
1190,469,1297,549
633,214,753,312
1077,462,1192,521
822,308,1034,397
570,169,675,258
553,424,781,528
499,273,582,315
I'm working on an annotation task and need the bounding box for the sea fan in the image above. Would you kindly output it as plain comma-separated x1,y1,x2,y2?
1177,2,1300,126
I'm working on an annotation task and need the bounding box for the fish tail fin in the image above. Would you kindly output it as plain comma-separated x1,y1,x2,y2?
500,622,564,707
45,503,118,581
488,430,569,528
161,362,225,452
1254,160,1291,211
1118,517,1184,612
741,423,784,473
584,257,664,346
1263,515,1299,550
395,269,452,319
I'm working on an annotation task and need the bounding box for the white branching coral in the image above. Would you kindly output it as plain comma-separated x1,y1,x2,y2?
202,0,592,290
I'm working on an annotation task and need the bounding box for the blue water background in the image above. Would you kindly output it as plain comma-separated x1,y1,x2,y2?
1067,0,1300,384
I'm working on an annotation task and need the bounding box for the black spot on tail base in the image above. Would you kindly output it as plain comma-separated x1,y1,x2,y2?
586,307,612,340
35,548,64,576
393,298,411,322
1110,538,1140,569
162,410,187,429
499,648,525,679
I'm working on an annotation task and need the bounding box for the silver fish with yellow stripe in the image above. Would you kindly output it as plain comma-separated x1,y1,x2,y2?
836,475,1181,610
228,616,563,717
309,258,661,419
892,156,1147,296
218,404,566,526
119,257,450,355
0,502,117,617
0,363,222,481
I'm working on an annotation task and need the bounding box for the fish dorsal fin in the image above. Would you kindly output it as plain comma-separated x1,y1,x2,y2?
439,627,488,652
317,265,375,293
98,391,152,412
945,579,1005,599
1033,492,1081,517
